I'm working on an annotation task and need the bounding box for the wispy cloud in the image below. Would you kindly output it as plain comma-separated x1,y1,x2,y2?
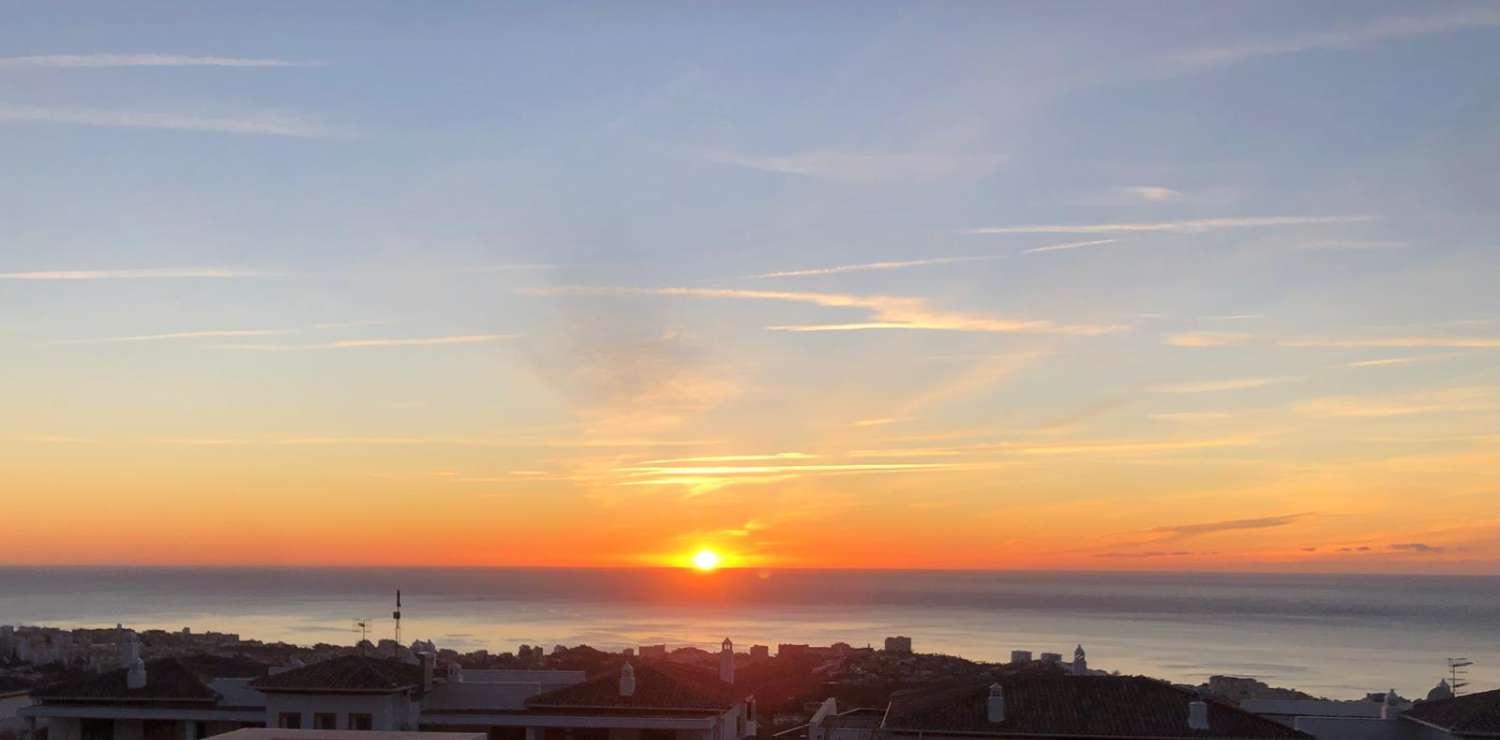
533,286,1125,336
1020,239,1118,254
1148,377,1296,393
1293,386,1496,417
1165,331,1256,348
0,105,340,137
1389,542,1445,554
0,54,316,69
964,215,1366,235
747,255,1002,279
1149,412,1234,423
1344,355,1457,368
54,329,291,344
213,334,516,350
1167,6,1500,69
704,149,996,184
1095,550,1197,559
0,267,269,280
1151,513,1307,538
1296,240,1406,250
1120,185,1184,203
1283,336,1500,349
641,453,817,464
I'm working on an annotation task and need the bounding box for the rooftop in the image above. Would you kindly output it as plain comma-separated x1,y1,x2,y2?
251,655,424,694
881,676,1310,740
525,661,744,713
1403,689,1500,737
32,658,221,703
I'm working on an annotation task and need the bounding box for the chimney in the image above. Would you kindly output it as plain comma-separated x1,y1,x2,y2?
619,663,636,697
121,632,146,689
126,658,147,690
447,662,464,684
720,638,735,685
418,651,435,693
1188,699,1209,731
987,684,1006,723
1380,690,1396,720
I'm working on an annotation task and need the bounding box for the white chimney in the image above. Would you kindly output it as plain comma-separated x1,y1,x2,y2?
1188,700,1209,731
1380,690,1396,719
126,658,147,690
418,651,435,693
987,684,1006,723
119,632,140,670
720,638,735,685
447,662,464,684
619,663,636,697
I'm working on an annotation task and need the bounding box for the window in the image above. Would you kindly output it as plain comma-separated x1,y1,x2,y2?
278,713,302,730
349,713,373,731
314,714,337,730
81,719,114,740
143,720,176,740
488,728,526,740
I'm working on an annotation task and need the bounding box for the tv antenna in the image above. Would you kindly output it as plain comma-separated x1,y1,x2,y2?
1448,657,1472,696
354,619,372,654
393,589,403,657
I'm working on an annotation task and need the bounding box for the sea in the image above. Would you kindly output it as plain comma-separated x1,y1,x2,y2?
1,568,1496,699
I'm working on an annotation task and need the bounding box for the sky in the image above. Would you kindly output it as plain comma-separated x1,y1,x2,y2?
1,1,1497,573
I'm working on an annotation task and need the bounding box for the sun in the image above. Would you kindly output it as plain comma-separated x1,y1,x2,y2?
692,549,721,572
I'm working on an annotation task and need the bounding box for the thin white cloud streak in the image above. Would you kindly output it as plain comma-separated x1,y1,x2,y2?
964,215,1367,235
0,105,339,138
641,453,819,464
0,267,269,280
703,149,997,184
1021,239,1118,254
212,334,516,351
533,286,1126,336
53,329,292,345
1343,354,1461,368
1297,240,1406,250
1283,336,1500,349
748,255,1001,279
851,435,1258,458
1168,7,1500,69
1121,186,1183,202
1165,331,1256,348
1293,387,1497,418
0,54,316,69
1148,377,1297,393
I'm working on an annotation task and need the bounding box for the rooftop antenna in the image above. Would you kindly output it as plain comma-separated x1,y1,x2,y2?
354,619,371,655
1448,657,1472,696
393,589,403,657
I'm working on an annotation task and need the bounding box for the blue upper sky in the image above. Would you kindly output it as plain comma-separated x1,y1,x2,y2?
1,2,1497,570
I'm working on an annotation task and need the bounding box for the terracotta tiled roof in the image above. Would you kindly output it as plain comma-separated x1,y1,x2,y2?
33,658,219,702
251,655,424,693
881,676,1308,740
1404,689,1500,736
525,661,742,711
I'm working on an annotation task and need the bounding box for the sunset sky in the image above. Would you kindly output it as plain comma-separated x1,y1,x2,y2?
2,2,1497,572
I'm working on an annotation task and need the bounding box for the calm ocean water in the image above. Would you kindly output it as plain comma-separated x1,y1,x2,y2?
1,568,1495,699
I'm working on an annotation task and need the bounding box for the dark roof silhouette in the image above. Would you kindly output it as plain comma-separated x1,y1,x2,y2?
881,676,1308,739
1404,689,1500,736
251,655,423,693
526,661,743,712
33,658,219,702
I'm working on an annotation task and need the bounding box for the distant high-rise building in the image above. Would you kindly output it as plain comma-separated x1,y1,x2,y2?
884,636,913,654
1011,650,1033,664
639,644,668,660
749,644,770,661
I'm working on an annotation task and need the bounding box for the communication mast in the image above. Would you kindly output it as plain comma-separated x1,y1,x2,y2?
1448,657,1472,696
393,589,403,657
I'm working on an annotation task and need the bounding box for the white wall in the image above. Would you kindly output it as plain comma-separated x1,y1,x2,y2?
263,694,415,731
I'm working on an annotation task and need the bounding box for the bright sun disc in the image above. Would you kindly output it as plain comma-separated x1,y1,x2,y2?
692,549,720,571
